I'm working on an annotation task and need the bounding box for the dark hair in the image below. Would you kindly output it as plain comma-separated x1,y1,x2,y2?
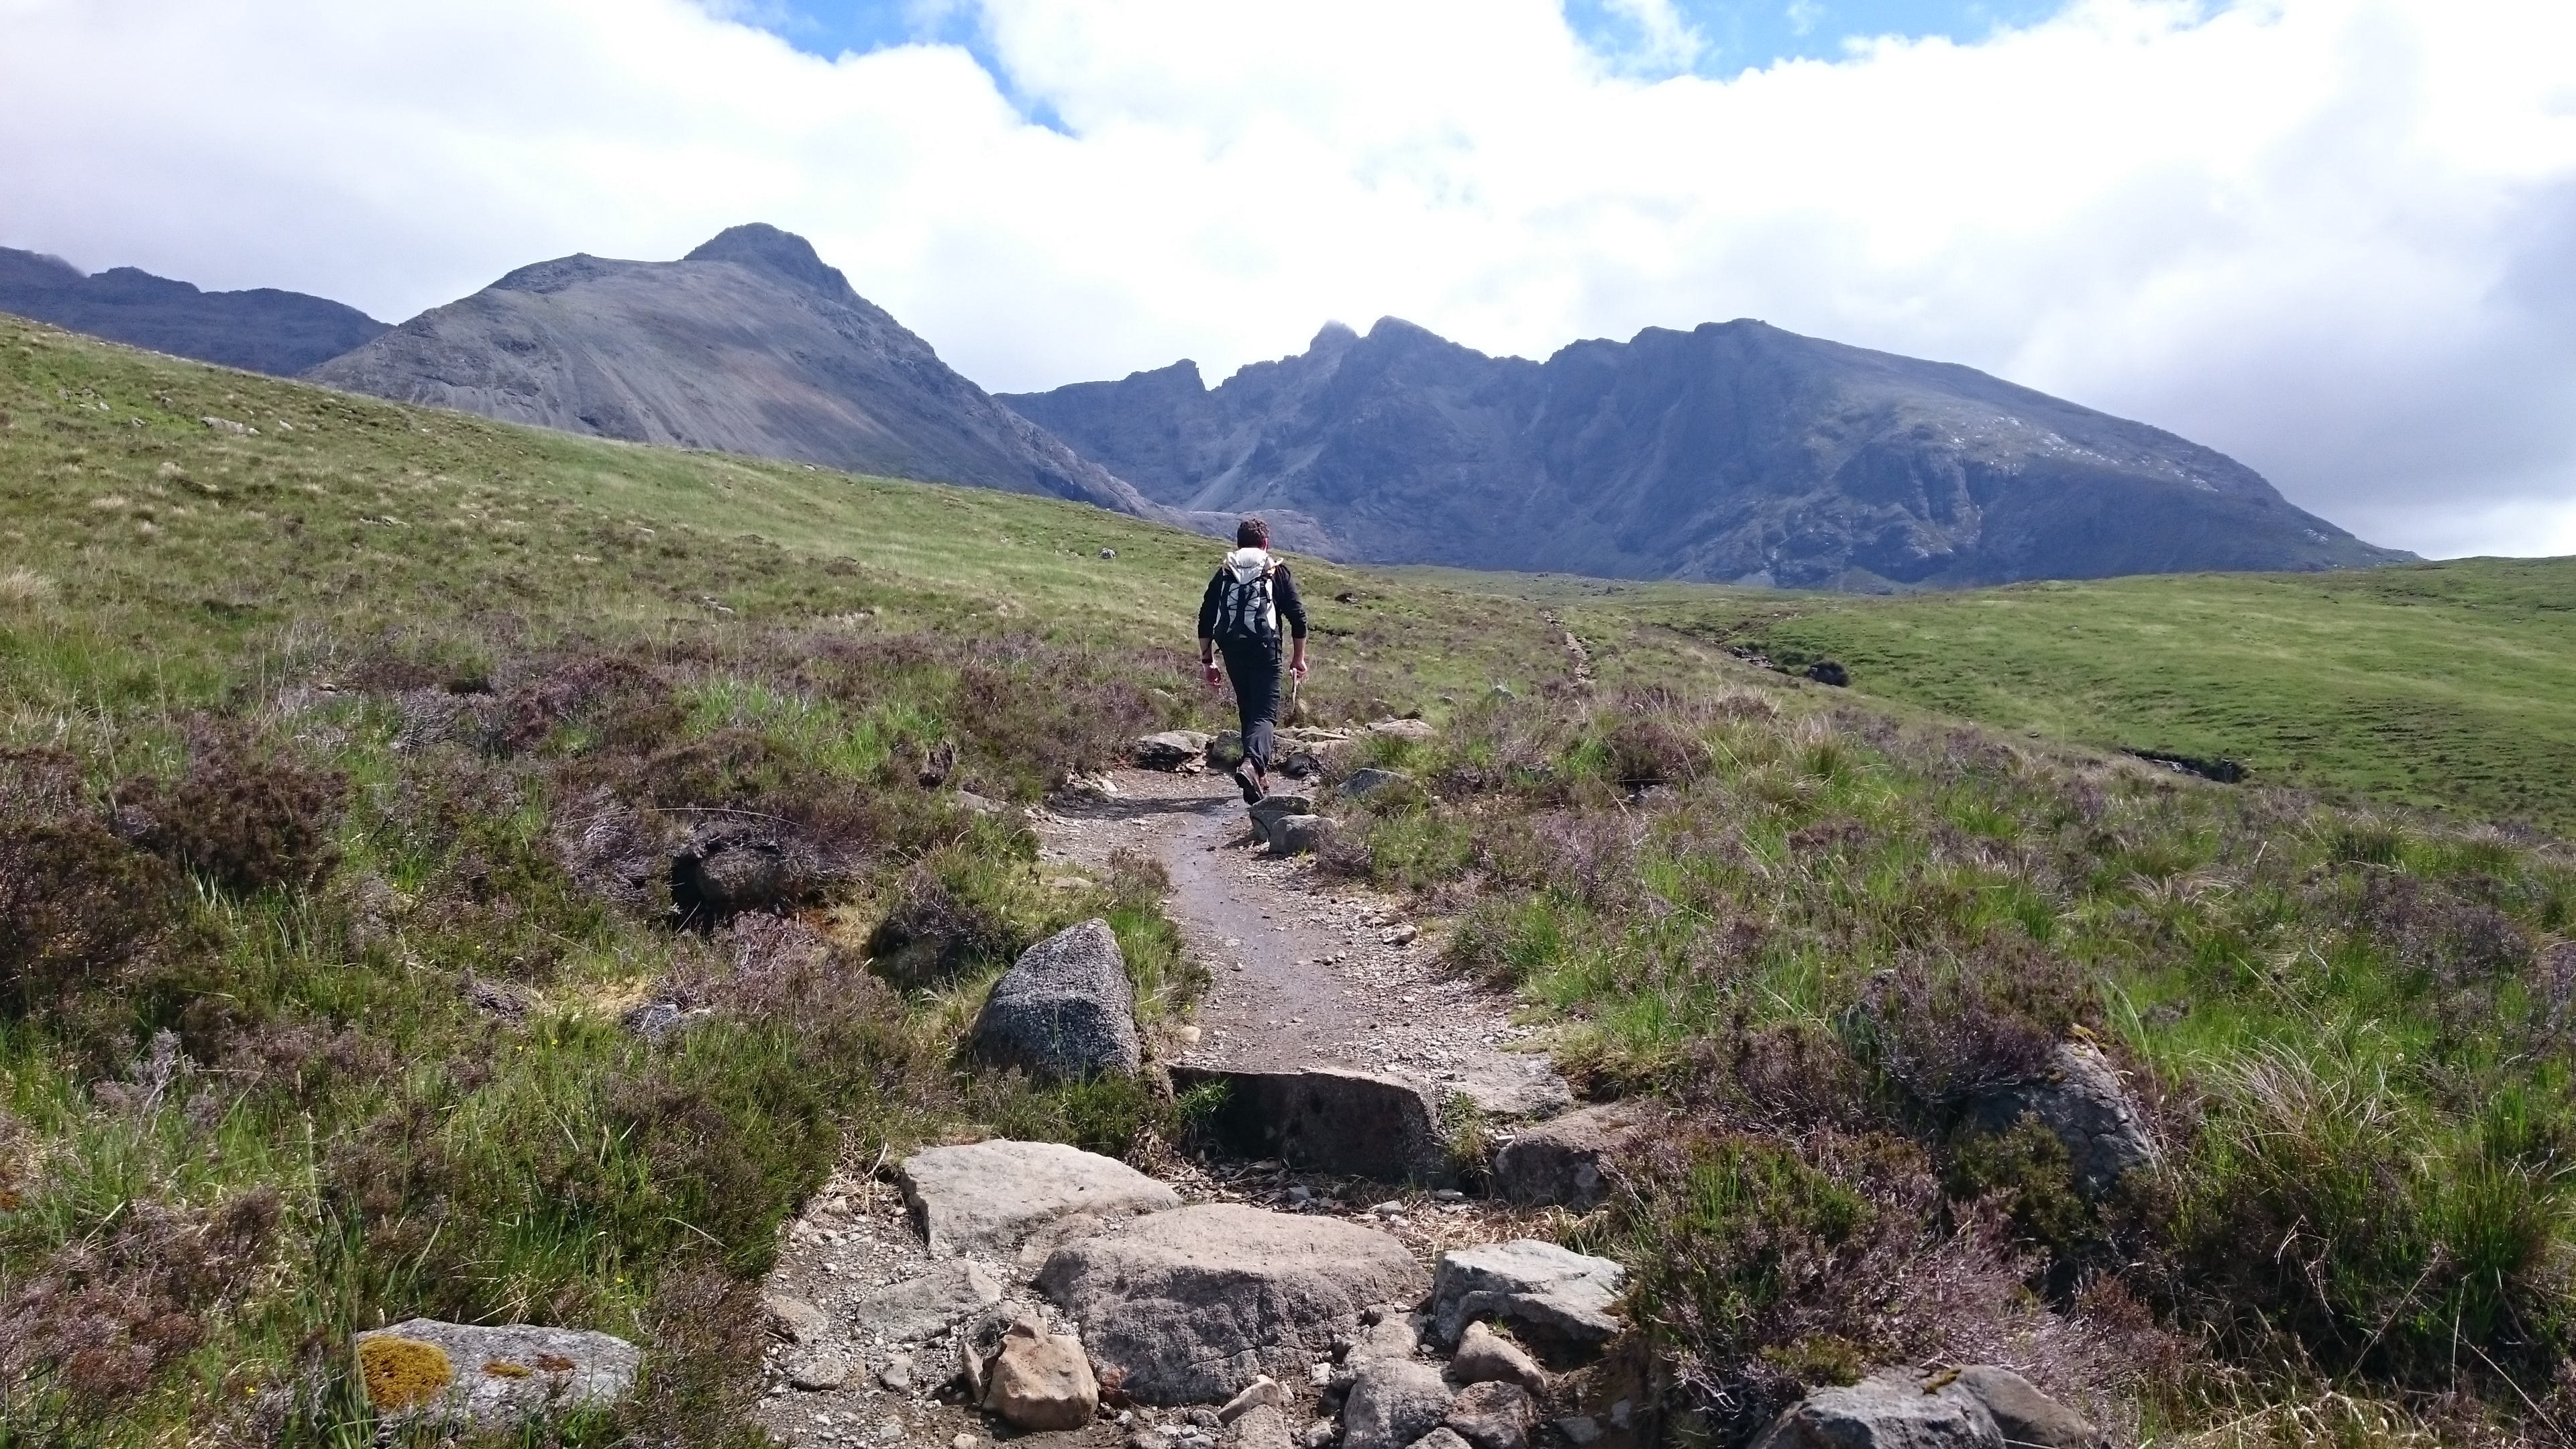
1235,517,1270,549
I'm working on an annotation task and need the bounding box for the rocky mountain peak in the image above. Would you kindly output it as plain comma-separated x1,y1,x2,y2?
683,223,853,299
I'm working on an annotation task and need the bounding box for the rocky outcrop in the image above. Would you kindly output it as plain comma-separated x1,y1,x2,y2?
1960,1042,2158,1198
969,919,1143,1081
0,245,388,376
1748,1366,2102,1449
1490,1102,1658,1211
1174,1067,1445,1183
352,1319,639,1426
309,225,1165,519
1003,316,2408,589
1034,1203,1428,1404
897,1139,1179,1256
1430,1241,1625,1348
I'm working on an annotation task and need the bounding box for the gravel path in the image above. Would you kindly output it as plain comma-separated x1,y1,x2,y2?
1036,766,1569,1118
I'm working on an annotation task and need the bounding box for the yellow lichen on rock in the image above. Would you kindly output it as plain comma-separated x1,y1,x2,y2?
358,1336,455,1411
482,1359,533,1379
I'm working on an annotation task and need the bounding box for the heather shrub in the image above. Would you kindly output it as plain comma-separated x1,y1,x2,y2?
114,731,347,895
0,816,177,1016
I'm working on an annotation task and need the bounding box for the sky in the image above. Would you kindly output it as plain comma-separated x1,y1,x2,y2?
3,0,2573,559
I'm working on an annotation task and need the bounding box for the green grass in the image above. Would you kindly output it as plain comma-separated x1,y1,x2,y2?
1581,561,2576,834
8,312,2576,1447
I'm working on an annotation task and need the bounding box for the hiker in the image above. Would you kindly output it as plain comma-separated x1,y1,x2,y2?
1198,517,1308,803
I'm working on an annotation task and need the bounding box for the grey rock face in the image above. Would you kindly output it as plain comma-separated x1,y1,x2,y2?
849,1259,1006,1342
1448,1322,1547,1395
1491,1102,1657,1211
353,1319,639,1426
1409,1432,1474,1449
1340,1360,1455,1449
1429,1241,1625,1347
309,225,1163,519
1002,316,2408,590
1036,1203,1428,1404
0,245,388,376
971,919,1142,1081
898,1139,1179,1256
1174,1067,1444,1182
1961,1042,2158,1198
1444,1381,1540,1449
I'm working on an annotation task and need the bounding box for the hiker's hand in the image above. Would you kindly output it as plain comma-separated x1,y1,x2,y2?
1203,661,1224,687
1290,659,1308,682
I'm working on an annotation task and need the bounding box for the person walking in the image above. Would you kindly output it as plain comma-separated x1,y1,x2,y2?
1198,517,1309,803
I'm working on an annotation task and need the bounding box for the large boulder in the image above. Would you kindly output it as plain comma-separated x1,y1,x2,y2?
898,1139,1179,1256
1036,1203,1428,1405
1750,1371,1993,1449
1490,1102,1658,1211
1430,1241,1624,1348
354,1320,639,1427
1748,1365,2101,1449
1247,794,1316,847
1266,815,1334,857
1960,1042,2157,1199
1136,731,1214,769
1340,1359,1454,1449
970,918,1142,1081
1365,719,1436,743
1174,1067,1444,1183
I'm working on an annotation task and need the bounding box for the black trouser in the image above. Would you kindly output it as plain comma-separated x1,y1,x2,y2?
1219,637,1283,775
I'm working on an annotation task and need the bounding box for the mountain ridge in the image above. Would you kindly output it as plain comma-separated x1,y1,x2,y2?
0,246,388,376
1004,315,2410,588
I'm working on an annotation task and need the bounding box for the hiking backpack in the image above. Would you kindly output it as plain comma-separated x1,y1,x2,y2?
1214,562,1278,642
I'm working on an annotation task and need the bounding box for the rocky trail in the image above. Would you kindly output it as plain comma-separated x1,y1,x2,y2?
1034,763,1570,1121
343,730,2118,1448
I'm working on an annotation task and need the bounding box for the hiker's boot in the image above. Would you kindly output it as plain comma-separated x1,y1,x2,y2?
1232,760,1266,804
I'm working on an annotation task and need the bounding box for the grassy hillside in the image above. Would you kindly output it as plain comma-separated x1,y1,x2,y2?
0,314,1598,1445
5,311,2575,1449
1580,562,2576,834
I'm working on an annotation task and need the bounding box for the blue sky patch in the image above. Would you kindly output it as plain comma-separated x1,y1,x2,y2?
731,2,2078,81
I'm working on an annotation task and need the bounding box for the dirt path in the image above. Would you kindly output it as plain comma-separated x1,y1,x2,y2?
1037,766,1569,1119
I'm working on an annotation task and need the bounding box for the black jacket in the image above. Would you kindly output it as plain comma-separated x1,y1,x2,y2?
1197,557,1308,642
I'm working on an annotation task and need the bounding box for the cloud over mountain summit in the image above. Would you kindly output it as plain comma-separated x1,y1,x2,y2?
3,0,2572,557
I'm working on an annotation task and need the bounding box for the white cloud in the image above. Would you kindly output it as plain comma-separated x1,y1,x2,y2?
1,0,2571,556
